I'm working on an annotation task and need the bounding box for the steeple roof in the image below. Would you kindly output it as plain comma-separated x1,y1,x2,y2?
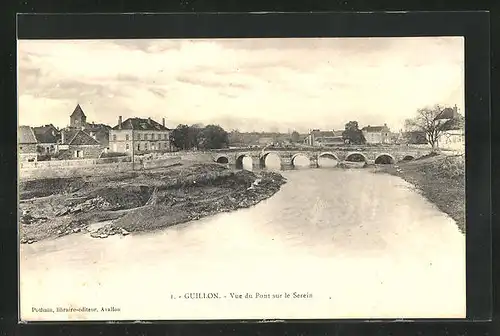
70,104,86,118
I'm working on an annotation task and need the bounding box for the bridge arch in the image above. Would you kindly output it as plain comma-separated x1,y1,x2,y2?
401,155,415,161
215,155,229,164
235,153,253,169
374,153,396,164
259,151,282,168
291,153,310,167
318,152,339,161
345,152,368,163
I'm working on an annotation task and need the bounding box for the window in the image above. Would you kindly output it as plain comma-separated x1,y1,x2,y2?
126,134,129,141
137,143,140,150
126,144,129,150
138,133,142,140
113,134,117,141
145,143,148,149
164,134,167,139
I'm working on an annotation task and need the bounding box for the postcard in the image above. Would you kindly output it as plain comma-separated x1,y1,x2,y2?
18,36,466,321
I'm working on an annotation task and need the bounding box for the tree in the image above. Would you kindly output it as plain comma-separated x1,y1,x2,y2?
290,131,300,143
171,124,196,150
405,104,461,150
342,121,366,145
197,124,229,149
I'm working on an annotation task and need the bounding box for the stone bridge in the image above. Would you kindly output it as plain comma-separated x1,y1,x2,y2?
210,146,432,169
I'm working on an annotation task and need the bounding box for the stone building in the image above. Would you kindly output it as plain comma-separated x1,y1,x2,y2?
32,124,60,154
361,124,391,144
18,126,38,162
58,128,102,159
304,130,344,146
108,116,171,155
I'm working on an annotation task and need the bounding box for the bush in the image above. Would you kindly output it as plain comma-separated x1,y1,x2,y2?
432,155,465,179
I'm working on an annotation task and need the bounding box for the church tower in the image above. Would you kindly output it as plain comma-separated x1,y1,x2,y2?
70,104,87,129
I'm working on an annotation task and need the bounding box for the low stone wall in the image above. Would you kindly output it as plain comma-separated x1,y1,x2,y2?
19,162,134,180
18,152,214,181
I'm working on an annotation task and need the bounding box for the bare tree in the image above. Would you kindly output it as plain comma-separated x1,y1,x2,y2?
405,104,457,151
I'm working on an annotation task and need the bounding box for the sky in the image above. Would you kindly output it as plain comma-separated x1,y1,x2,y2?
17,37,464,133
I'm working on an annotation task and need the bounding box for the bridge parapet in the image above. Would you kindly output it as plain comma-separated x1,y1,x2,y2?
212,147,432,166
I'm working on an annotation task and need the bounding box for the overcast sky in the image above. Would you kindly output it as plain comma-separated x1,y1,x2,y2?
17,37,464,133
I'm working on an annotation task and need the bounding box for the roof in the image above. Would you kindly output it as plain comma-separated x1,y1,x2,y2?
61,129,100,145
18,126,38,144
361,125,388,132
112,117,170,131
70,104,86,118
85,123,111,132
69,130,101,146
61,129,80,145
440,116,464,131
33,125,60,144
435,107,459,120
311,130,335,137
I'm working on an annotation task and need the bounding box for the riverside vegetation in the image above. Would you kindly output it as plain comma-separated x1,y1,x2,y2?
19,163,286,243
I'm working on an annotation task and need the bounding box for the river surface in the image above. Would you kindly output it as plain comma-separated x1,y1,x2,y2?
20,162,465,321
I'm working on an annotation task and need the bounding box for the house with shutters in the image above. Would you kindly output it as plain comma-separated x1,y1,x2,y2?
108,116,172,155
361,124,391,144
18,126,38,162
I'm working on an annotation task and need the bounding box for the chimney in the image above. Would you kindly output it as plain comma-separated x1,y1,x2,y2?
162,118,165,127
148,117,152,125
118,116,122,129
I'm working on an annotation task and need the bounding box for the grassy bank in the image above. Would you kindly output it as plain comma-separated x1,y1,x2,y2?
19,163,287,243
375,153,465,233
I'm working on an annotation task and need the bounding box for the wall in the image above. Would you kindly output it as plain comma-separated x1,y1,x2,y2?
19,162,134,180
18,151,213,181
109,129,133,153
68,145,102,159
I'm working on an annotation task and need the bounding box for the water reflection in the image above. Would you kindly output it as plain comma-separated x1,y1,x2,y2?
318,157,338,168
292,155,310,169
241,156,253,171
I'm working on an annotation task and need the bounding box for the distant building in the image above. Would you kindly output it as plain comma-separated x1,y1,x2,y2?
85,122,112,148
404,131,428,144
361,124,391,144
435,105,464,152
33,124,60,154
304,130,344,147
58,128,102,159
108,116,172,155
18,126,38,162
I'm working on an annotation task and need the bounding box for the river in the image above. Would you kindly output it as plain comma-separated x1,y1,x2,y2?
19,159,465,321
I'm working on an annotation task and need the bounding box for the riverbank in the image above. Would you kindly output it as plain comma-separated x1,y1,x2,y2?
375,153,465,233
19,163,287,243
